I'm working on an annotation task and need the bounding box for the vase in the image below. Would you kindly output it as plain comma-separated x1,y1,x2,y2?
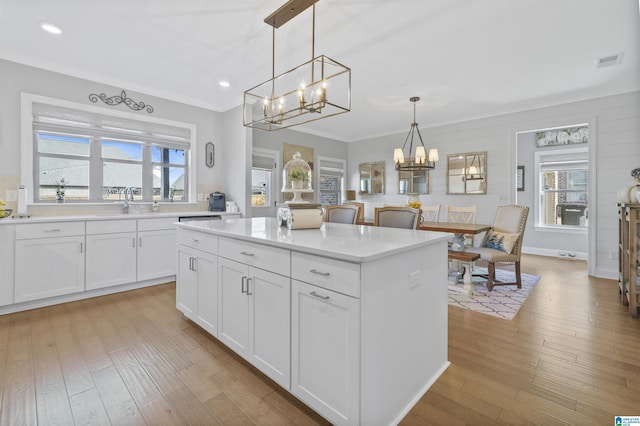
292,180,303,190
632,185,640,203
406,194,421,209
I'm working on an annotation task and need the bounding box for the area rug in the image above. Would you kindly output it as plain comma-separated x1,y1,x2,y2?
447,268,541,320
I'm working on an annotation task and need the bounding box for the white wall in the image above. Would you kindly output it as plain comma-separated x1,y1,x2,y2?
348,91,640,279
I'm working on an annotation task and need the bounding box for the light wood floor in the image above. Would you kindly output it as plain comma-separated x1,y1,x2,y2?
0,254,638,425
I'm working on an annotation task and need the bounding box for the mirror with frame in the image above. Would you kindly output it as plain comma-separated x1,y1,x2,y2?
398,170,429,195
359,161,385,195
446,151,487,194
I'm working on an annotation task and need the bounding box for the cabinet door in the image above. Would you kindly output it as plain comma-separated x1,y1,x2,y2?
86,232,137,290
218,257,249,356
177,247,197,318
15,236,85,303
137,229,176,281
291,280,360,426
248,268,290,389
195,251,218,336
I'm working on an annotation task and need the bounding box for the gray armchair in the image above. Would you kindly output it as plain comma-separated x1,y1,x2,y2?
374,206,421,229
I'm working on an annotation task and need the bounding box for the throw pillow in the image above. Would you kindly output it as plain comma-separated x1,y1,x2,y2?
484,231,519,254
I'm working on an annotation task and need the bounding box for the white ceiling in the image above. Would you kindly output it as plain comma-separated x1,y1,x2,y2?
1,0,639,142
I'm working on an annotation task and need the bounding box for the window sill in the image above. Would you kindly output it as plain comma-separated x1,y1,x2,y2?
534,225,588,235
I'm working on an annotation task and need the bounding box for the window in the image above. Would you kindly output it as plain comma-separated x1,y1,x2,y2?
318,157,345,205
535,147,588,229
251,148,277,210
25,96,194,203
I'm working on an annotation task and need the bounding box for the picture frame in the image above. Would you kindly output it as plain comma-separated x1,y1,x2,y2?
516,165,525,191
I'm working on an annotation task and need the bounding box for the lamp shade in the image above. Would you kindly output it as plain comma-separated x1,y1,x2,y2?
428,148,439,162
394,148,405,164
415,146,426,164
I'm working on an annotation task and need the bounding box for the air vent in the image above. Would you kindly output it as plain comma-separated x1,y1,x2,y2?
596,53,622,68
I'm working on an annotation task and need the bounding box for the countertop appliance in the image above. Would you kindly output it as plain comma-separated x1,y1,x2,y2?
209,192,226,211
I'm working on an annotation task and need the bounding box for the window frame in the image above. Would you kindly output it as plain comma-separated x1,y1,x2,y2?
534,146,588,233
318,156,346,206
21,93,197,205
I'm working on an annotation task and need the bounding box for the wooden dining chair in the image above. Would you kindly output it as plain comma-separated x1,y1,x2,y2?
374,206,421,229
446,205,477,246
324,204,359,224
421,205,441,222
466,205,529,291
342,202,365,224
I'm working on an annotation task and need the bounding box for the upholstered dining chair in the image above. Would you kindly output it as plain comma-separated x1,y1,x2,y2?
466,205,529,291
421,205,441,223
374,206,421,229
324,204,359,224
342,202,365,224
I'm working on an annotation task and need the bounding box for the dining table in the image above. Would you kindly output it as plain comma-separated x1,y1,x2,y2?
419,221,492,251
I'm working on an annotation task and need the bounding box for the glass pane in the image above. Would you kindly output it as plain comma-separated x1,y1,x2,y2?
319,175,340,205
38,133,90,156
102,162,142,200
102,140,143,161
152,165,186,201
541,169,588,227
152,147,185,165
252,168,271,207
39,157,89,200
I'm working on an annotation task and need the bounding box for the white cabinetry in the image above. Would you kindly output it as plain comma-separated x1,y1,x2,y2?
15,222,85,303
177,229,219,336
291,254,360,426
137,217,177,281
218,237,291,389
86,220,137,290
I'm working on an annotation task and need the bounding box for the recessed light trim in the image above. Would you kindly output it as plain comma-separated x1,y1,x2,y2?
40,21,63,35
219,81,230,88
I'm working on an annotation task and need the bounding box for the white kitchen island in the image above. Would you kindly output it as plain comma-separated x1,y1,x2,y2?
176,217,451,426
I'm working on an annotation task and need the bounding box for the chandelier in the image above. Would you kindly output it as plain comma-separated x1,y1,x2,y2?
394,97,438,171
243,0,351,131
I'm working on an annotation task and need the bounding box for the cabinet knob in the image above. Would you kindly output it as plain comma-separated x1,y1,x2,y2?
241,251,255,257
310,269,330,276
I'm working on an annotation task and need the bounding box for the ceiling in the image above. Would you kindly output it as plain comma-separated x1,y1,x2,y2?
1,0,639,142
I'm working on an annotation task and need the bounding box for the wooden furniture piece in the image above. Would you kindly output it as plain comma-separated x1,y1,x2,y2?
324,204,359,224
421,204,441,222
419,221,490,251
618,203,639,317
176,217,450,425
465,205,529,291
446,205,477,224
374,206,421,229
342,201,365,224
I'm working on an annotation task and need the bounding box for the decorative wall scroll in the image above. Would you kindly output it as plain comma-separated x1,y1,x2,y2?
205,142,215,168
89,90,154,113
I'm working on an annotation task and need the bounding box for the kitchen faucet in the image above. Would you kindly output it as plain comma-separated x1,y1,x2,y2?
123,187,134,214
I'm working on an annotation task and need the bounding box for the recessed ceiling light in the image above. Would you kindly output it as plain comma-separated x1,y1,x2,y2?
40,21,63,35
219,81,230,88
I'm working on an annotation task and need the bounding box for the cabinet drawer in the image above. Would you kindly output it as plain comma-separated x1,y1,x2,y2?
138,217,178,231
291,252,360,298
177,228,218,254
16,221,85,240
219,237,290,276
86,219,137,235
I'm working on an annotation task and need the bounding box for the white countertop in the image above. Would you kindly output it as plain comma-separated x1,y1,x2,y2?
177,217,450,263
0,211,239,225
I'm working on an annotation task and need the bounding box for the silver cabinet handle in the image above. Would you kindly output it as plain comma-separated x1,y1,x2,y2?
241,276,247,293
310,269,330,276
132,237,136,247
80,242,83,253
246,277,252,295
139,237,142,247
241,251,254,257
191,238,199,243
191,257,197,272
45,228,61,232
310,291,330,300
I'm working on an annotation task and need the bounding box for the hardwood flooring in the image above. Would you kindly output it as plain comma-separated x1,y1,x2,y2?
0,254,638,425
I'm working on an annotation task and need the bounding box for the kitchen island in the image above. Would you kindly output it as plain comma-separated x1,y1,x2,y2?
176,217,450,425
